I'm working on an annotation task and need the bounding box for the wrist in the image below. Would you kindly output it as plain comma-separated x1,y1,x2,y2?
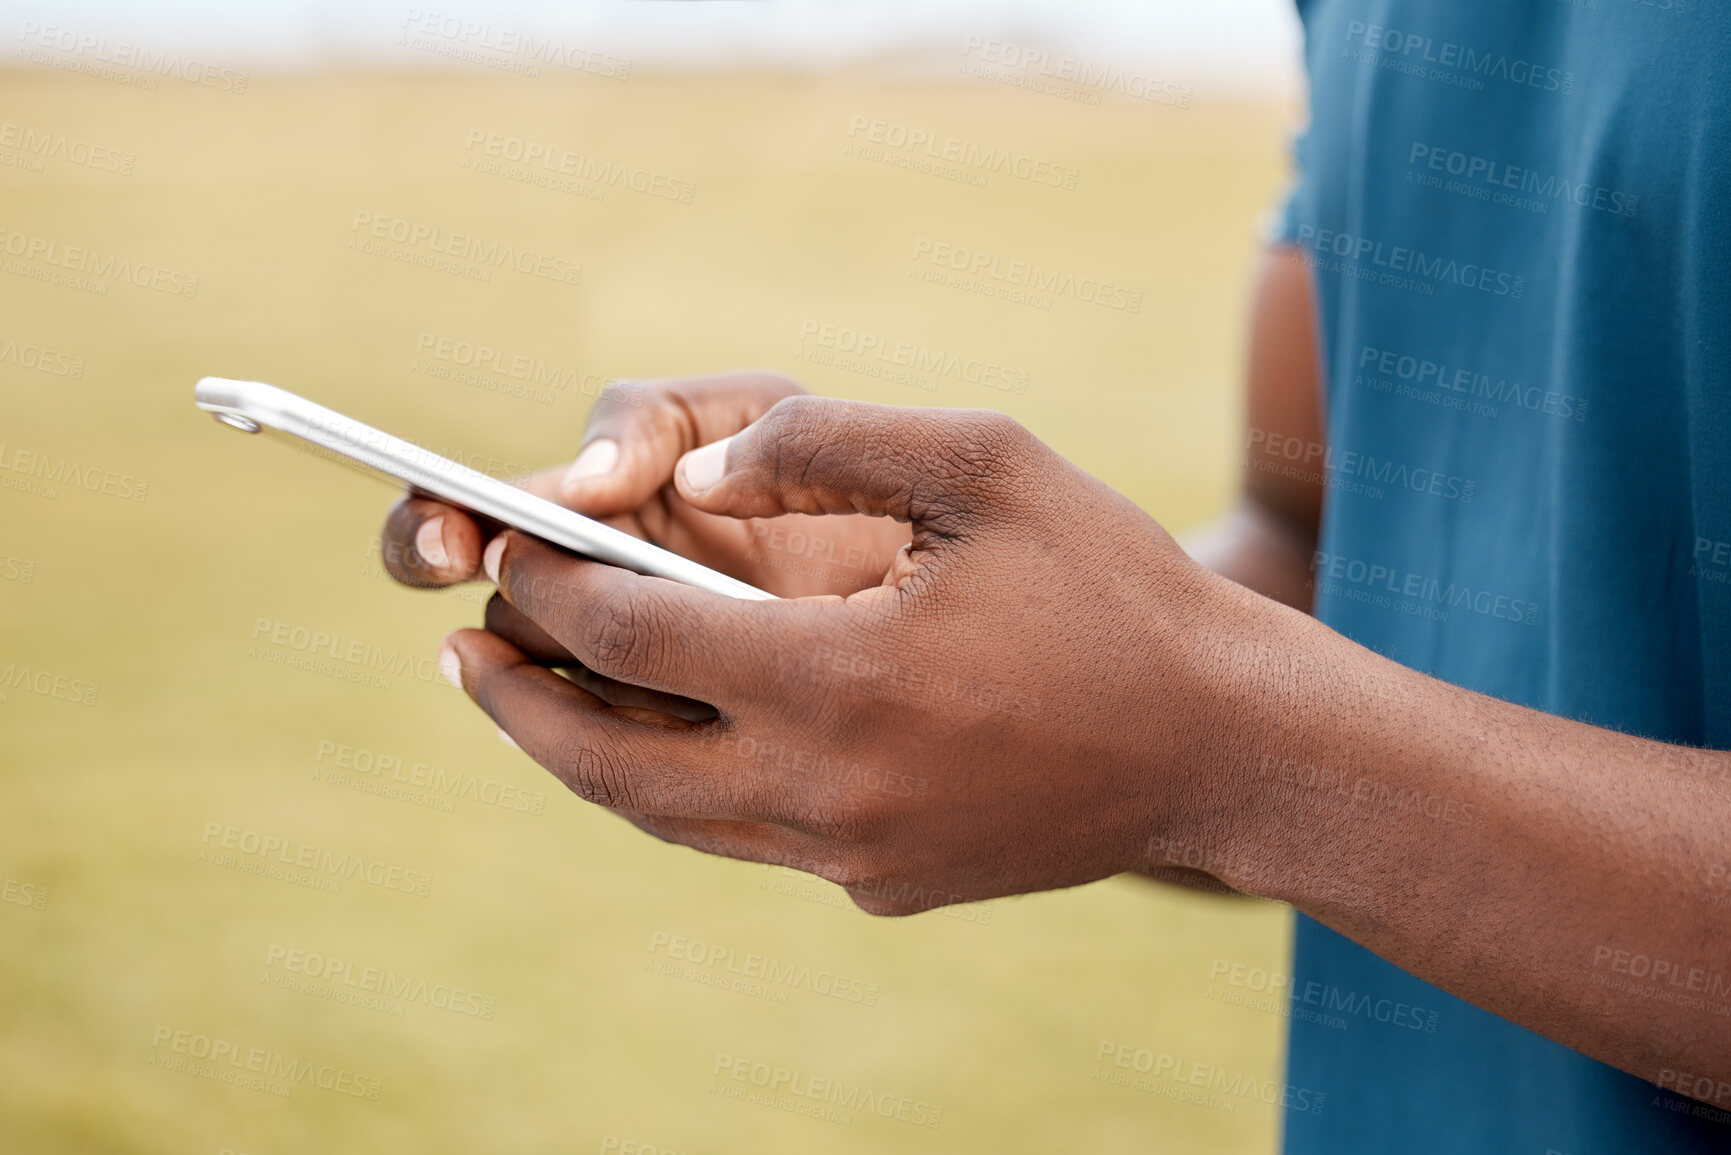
1153,569,1359,900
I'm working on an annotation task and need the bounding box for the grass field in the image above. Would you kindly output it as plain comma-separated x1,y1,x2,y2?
0,62,1298,1154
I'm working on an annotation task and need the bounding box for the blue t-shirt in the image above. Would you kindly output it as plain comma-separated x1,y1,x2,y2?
1274,1,1731,1151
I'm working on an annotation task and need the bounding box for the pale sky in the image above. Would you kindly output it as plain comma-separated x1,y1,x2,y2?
6,0,1304,94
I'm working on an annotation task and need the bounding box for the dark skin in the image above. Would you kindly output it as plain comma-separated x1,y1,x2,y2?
382,246,1731,1110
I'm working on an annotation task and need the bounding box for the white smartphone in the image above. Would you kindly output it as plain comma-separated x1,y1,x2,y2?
193,377,776,601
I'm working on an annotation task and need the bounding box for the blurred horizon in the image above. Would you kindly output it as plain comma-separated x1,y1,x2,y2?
5,0,1303,94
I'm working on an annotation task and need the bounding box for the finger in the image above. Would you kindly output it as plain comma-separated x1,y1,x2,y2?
613,811,818,867
487,531,794,706
483,592,577,665
443,628,772,819
381,495,486,587
615,815,883,899
485,594,719,722
671,396,1037,536
562,666,718,724
558,372,807,516
381,455,594,589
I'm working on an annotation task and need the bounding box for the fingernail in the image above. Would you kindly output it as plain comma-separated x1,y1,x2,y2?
563,438,618,492
415,515,449,570
497,727,519,749
679,436,732,494
438,643,463,690
483,535,505,584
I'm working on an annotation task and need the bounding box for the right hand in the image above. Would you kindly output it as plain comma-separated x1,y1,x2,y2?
379,370,913,600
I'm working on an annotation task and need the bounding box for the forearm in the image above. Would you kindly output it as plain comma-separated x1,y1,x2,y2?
1197,582,1731,1105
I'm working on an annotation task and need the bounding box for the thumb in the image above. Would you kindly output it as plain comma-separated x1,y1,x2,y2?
558,371,806,516
673,396,1033,532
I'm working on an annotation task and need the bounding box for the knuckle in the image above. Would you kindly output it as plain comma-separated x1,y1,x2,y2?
789,762,898,844
797,794,875,846
758,394,822,446
557,741,637,810
916,410,1039,525
759,396,857,500
579,587,664,683
944,410,1033,481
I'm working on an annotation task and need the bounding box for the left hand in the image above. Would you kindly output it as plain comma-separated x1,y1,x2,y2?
439,395,1304,912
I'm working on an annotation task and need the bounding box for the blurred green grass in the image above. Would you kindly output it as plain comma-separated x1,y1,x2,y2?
0,66,1296,1154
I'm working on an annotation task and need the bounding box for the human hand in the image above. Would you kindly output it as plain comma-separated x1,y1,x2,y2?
439,396,1301,912
379,371,911,600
